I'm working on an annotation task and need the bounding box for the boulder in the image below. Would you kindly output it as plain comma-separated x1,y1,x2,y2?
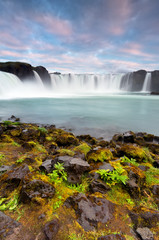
89,180,110,194
0,165,11,176
0,211,21,239
20,179,55,203
129,208,159,229
64,193,115,231
136,227,154,240
53,156,90,184
98,234,126,240
6,164,30,185
39,159,53,173
44,219,60,240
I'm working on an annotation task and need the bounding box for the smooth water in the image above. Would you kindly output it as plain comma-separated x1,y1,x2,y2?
0,95,158,140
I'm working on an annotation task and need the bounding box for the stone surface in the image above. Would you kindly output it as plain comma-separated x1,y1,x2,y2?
98,234,126,240
98,162,114,171
129,208,159,229
0,165,11,175
20,179,55,203
44,219,60,240
89,180,111,194
39,159,53,173
64,193,115,231
136,227,154,240
0,211,21,239
53,156,90,184
6,164,30,184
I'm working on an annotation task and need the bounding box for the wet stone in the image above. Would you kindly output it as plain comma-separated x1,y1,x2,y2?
20,179,55,203
98,234,126,240
39,159,53,173
44,219,60,240
136,227,154,240
64,193,115,231
0,211,21,239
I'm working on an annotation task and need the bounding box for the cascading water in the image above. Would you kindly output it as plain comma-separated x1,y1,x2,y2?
33,70,44,86
141,72,151,92
0,70,153,99
51,73,125,95
0,71,22,97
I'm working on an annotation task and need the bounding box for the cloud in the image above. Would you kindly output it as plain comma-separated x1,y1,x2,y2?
34,14,72,37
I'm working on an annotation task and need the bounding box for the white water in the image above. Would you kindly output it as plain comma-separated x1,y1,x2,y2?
33,70,44,86
0,70,153,99
51,73,125,95
141,72,151,92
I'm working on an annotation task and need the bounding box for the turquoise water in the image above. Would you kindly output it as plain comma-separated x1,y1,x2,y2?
0,95,159,139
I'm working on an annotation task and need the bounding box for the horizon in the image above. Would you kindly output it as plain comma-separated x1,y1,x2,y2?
0,0,159,73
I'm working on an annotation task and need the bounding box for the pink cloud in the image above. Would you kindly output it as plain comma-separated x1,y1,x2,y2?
35,14,72,37
120,43,153,58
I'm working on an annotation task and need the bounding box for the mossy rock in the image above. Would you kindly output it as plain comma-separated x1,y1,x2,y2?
118,145,153,162
55,133,79,146
10,128,22,137
86,148,113,162
57,149,75,157
73,143,91,156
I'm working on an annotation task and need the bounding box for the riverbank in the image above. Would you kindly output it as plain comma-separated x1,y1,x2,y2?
0,117,158,240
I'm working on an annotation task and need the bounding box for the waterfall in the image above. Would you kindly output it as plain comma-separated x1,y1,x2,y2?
0,71,22,96
141,72,151,92
33,70,44,86
51,73,125,94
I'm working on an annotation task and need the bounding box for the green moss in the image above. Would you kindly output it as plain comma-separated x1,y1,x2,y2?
55,133,79,146
107,185,134,207
145,167,159,186
73,143,91,156
38,127,48,134
86,148,113,162
10,128,22,137
57,149,75,157
120,145,153,162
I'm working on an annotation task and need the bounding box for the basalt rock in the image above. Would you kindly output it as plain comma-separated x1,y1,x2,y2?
98,234,126,240
34,66,51,86
39,159,53,173
0,211,21,239
150,70,159,92
44,218,60,240
0,61,51,86
20,179,55,203
89,180,111,194
5,164,30,185
136,227,154,240
64,193,115,231
129,207,159,229
52,156,90,184
0,61,35,82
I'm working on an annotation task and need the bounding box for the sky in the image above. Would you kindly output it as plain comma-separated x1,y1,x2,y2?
0,0,159,73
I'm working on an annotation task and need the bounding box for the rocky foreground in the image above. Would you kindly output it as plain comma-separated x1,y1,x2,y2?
0,116,158,240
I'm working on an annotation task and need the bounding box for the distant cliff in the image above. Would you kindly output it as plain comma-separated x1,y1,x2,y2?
0,61,51,86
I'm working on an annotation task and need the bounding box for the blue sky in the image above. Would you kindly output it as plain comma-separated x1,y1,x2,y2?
0,0,159,73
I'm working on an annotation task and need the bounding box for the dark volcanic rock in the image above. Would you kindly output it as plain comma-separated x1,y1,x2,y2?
39,159,53,173
6,164,30,185
98,234,126,240
150,70,159,93
0,165,11,175
44,219,60,240
20,179,55,203
53,156,90,184
34,66,51,86
89,180,111,194
136,227,154,240
129,208,159,229
64,193,115,231
0,61,35,82
120,70,146,92
0,211,21,239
